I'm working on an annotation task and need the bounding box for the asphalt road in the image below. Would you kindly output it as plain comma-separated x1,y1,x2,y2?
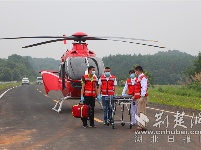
0,84,201,150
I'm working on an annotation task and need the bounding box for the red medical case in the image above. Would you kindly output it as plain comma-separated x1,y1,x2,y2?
72,104,90,118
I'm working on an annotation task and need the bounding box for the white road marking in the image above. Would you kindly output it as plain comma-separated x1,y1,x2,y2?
0,89,11,98
0,85,20,99
146,106,195,118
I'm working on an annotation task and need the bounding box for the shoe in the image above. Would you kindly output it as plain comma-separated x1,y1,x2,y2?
136,126,142,131
103,121,107,125
89,125,96,128
136,126,147,131
142,127,147,131
83,125,88,128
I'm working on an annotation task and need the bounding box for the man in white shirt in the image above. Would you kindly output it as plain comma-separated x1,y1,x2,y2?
98,67,118,125
122,70,137,125
134,66,149,131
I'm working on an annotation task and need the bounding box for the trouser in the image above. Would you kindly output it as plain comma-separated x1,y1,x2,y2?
131,100,138,124
81,96,95,126
102,96,114,122
137,96,148,127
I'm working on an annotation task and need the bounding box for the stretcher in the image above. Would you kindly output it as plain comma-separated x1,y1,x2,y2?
106,95,133,129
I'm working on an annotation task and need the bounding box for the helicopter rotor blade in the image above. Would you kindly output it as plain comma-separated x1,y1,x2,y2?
0,36,76,40
107,39,165,48
21,36,107,48
99,36,158,42
22,38,68,48
0,34,165,48
81,36,107,41
0,36,107,41
0,35,158,42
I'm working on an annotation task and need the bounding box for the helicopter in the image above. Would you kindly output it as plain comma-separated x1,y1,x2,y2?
0,32,165,113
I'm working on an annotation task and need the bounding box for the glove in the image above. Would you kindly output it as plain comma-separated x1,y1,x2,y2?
81,96,84,102
113,94,118,99
122,94,128,97
97,94,101,102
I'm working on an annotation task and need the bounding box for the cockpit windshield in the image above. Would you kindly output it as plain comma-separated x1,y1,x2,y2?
66,57,104,80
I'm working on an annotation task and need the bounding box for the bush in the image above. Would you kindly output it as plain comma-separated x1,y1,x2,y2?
157,87,164,92
188,82,201,91
187,72,201,91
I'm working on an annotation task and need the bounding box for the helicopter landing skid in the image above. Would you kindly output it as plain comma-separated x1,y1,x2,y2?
52,96,71,113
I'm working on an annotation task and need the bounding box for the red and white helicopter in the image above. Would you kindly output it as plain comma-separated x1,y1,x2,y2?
1,32,165,113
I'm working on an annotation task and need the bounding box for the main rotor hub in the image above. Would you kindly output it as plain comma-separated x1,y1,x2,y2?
72,32,88,37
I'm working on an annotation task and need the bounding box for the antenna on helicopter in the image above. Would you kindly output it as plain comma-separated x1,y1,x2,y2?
63,34,67,51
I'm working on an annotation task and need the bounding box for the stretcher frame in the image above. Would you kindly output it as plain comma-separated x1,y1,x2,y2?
106,95,133,129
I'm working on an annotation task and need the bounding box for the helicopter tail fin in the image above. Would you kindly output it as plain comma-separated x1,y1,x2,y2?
41,71,62,94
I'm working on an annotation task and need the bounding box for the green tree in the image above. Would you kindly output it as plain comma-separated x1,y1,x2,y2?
102,50,195,85
0,54,37,81
193,52,201,73
0,68,13,81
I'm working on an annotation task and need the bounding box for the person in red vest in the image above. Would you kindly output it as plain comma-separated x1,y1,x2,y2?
97,67,118,125
134,66,149,131
81,66,98,128
121,70,137,126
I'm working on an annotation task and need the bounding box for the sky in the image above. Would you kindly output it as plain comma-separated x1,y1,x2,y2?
0,0,201,60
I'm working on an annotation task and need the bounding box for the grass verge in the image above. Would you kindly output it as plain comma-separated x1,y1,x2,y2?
0,82,22,91
118,85,201,110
